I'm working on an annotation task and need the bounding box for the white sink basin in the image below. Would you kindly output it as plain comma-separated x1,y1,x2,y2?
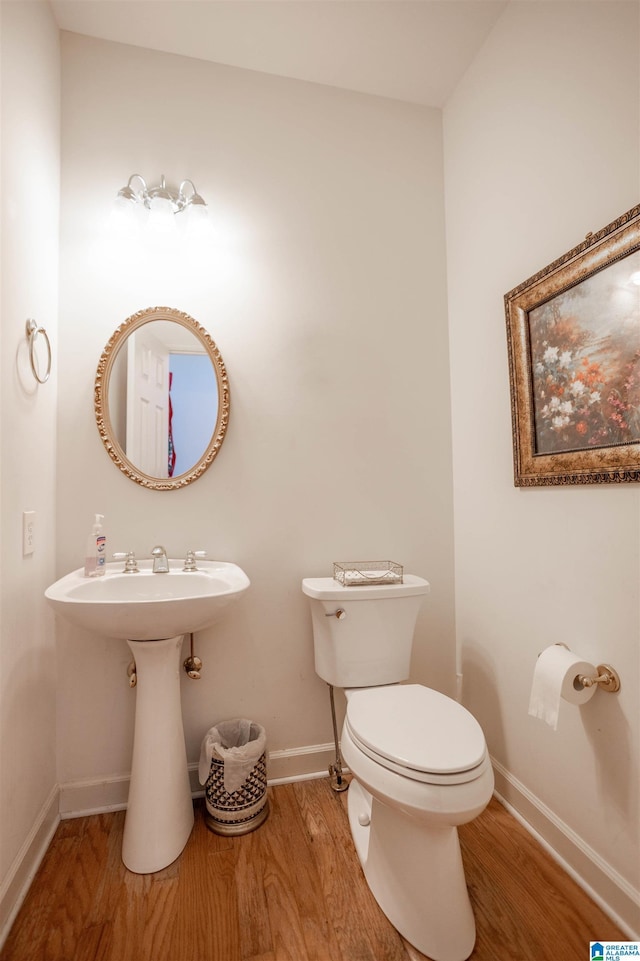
45,559,250,640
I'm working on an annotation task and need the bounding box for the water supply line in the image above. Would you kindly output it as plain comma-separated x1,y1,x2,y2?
328,684,348,792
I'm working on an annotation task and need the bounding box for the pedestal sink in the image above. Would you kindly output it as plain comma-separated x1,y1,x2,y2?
45,559,250,873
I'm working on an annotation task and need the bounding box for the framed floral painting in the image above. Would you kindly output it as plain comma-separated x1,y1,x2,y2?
505,203,640,486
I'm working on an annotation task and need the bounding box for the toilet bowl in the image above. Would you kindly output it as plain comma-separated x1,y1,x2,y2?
341,684,494,961
302,574,493,961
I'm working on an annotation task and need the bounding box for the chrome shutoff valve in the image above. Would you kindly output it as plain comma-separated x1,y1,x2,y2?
183,655,202,680
183,633,203,679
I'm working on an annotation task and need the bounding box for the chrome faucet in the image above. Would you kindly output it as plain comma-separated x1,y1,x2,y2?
151,545,169,573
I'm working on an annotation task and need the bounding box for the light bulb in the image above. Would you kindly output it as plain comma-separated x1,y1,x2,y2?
110,195,136,229
185,201,209,236
148,195,175,232
110,194,147,231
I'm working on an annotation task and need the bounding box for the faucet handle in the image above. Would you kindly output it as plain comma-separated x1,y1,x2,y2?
183,550,207,572
113,551,139,573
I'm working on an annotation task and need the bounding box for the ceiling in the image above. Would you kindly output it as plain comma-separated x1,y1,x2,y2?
50,0,508,108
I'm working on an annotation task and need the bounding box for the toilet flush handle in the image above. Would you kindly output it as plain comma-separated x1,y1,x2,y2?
325,608,347,620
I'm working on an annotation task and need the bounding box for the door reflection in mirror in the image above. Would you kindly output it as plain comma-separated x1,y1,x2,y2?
96,307,230,491
109,321,218,479
168,354,218,476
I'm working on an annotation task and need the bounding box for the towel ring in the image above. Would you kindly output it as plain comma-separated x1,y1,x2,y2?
25,319,52,384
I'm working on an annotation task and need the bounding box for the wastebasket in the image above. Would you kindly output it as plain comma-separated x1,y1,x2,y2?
198,718,269,836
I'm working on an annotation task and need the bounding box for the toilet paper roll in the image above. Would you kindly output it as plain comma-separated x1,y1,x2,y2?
528,644,597,729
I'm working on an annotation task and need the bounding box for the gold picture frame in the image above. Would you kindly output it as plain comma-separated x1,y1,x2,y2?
505,204,640,486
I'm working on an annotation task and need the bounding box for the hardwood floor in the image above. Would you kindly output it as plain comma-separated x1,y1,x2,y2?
1,778,626,961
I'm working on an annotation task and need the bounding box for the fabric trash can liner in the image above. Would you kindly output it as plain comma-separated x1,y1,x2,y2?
198,718,269,835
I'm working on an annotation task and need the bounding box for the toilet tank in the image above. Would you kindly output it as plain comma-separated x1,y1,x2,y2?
302,575,430,688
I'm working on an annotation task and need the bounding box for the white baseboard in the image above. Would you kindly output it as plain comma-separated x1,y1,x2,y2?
58,741,338,816
59,771,131,817
0,784,60,952
491,757,640,939
265,741,337,784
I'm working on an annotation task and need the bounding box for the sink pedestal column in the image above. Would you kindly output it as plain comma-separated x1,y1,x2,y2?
122,634,194,873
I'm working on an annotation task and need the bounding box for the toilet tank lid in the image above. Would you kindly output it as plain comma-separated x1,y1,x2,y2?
301,574,430,601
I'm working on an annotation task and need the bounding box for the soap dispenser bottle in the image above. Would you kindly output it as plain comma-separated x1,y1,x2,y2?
84,514,106,577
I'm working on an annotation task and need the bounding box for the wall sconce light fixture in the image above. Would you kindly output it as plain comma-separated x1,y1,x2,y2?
113,174,208,232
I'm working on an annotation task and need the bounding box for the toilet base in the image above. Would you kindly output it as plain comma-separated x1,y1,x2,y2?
347,779,476,961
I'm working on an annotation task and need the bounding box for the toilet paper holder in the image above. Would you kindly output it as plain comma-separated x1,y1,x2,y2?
577,664,620,692
558,641,620,694
550,644,620,693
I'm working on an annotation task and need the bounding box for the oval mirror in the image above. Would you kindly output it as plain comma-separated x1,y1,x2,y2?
95,306,230,490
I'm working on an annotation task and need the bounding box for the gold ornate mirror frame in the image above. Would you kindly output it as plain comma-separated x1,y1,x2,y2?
95,306,230,490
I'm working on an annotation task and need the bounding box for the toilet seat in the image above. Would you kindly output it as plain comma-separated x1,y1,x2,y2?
345,684,488,785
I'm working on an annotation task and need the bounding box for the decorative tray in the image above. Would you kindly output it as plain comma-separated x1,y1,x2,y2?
333,561,403,587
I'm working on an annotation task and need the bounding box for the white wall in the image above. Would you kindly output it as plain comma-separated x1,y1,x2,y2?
56,35,455,800
0,0,60,936
444,0,639,934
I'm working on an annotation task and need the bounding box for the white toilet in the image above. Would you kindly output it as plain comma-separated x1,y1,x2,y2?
302,574,494,961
